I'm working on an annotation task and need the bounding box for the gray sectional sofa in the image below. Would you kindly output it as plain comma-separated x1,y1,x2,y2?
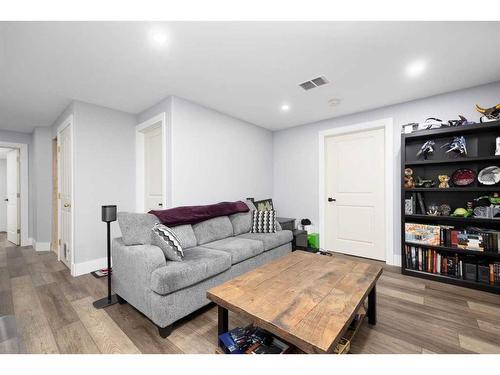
112,202,293,338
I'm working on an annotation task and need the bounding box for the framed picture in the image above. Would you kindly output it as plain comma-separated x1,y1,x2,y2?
253,198,274,211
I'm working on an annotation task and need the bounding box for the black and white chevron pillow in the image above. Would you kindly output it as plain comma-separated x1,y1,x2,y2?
151,223,184,262
251,210,277,233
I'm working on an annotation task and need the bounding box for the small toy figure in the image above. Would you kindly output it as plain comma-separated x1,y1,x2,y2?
415,176,436,188
438,175,450,188
442,136,467,156
451,207,472,218
439,204,451,216
416,140,435,159
420,117,448,130
448,115,474,127
427,203,440,216
404,168,415,189
476,103,500,122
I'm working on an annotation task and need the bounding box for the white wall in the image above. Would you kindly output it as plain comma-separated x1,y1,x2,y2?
72,101,136,266
138,96,274,207
273,80,500,260
0,159,6,232
32,127,53,245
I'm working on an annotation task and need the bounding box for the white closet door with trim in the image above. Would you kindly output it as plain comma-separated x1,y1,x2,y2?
324,128,385,260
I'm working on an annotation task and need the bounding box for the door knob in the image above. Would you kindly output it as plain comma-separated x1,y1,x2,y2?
64,203,71,208
328,197,336,202
4,198,7,202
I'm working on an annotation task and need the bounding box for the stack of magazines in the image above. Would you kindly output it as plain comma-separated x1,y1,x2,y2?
218,325,291,354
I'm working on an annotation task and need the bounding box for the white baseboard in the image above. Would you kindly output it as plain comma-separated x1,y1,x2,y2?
391,254,402,267
71,257,108,277
33,240,51,252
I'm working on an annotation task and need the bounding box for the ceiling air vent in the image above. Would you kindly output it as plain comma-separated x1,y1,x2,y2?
299,76,329,91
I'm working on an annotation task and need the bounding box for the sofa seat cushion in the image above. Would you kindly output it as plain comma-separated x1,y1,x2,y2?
237,230,293,251
150,247,231,295
201,237,264,265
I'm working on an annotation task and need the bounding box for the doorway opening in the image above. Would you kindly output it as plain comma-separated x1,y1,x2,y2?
0,143,29,247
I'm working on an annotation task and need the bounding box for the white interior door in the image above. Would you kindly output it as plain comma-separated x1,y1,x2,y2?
6,149,20,245
58,125,72,267
143,125,164,211
324,128,385,260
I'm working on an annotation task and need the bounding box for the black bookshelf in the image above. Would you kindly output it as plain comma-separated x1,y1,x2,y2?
401,120,500,294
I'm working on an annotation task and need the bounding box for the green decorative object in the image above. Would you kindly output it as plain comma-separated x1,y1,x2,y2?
450,207,472,218
308,233,319,249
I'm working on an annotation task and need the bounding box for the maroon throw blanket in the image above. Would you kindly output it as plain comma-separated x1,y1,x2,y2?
149,201,249,226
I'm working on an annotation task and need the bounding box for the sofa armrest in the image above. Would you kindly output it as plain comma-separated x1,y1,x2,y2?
111,237,167,317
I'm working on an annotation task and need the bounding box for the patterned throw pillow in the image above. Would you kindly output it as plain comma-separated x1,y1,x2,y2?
151,223,184,262
251,210,277,233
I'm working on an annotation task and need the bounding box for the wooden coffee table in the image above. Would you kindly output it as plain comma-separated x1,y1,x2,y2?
207,251,382,354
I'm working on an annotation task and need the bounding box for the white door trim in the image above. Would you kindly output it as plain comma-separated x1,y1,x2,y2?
0,141,29,247
57,114,75,272
318,118,395,265
135,112,170,212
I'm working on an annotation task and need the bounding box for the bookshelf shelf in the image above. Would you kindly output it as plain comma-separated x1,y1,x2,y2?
405,241,500,259
404,214,500,225
402,269,500,293
405,155,500,166
405,187,500,192
401,121,500,295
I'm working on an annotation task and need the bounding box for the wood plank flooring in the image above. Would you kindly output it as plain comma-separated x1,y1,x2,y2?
0,232,499,354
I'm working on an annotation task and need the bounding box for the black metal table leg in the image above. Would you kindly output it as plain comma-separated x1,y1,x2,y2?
218,306,228,335
367,285,377,325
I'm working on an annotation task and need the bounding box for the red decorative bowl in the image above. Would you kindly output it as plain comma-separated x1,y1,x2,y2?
451,168,476,186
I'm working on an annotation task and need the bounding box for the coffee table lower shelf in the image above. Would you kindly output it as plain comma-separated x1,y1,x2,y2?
215,306,367,355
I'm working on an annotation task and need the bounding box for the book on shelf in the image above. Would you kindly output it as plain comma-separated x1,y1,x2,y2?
404,244,500,286
406,223,500,253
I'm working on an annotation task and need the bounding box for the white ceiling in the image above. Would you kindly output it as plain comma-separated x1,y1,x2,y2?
1,21,500,133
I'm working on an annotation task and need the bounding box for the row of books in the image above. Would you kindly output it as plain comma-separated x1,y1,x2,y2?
404,245,500,285
405,223,500,253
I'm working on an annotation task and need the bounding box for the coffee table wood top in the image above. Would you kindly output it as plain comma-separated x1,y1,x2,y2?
207,251,382,354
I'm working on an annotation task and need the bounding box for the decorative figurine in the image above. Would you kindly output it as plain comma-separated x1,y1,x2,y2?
448,115,475,127
477,166,500,185
439,204,451,216
420,117,448,130
476,103,500,123
416,140,435,159
414,176,436,188
466,201,474,216
442,136,467,156
451,207,472,218
438,175,450,188
426,203,440,216
404,168,415,189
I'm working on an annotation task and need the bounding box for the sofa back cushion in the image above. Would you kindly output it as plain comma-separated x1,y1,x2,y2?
170,224,197,249
117,212,158,245
229,200,256,235
192,216,233,245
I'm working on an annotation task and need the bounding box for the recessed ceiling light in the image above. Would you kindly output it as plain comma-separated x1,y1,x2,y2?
405,59,427,78
328,98,342,107
281,104,290,112
149,28,168,47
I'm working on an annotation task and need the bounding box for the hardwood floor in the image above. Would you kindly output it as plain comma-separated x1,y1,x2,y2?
0,232,499,354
